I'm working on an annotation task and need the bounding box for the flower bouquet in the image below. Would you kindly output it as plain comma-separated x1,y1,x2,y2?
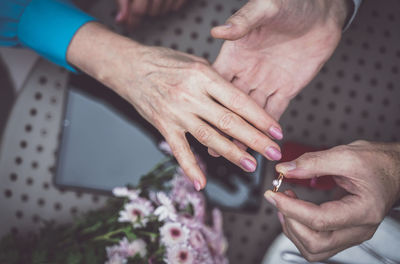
0,144,228,264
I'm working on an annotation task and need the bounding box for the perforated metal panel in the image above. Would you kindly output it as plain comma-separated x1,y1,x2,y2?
0,61,107,238
0,1,399,264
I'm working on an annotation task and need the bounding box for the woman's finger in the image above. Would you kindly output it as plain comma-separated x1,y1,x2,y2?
206,73,283,142
164,129,207,190
184,116,258,172
197,101,282,161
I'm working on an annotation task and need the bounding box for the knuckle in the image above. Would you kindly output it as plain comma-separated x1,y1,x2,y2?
218,112,236,131
229,92,247,110
249,133,267,149
230,12,249,28
219,144,236,158
366,209,385,225
297,152,321,167
190,61,209,72
310,216,327,231
194,125,212,144
304,240,322,255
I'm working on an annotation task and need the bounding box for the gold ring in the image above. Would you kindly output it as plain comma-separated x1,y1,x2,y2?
272,172,284,192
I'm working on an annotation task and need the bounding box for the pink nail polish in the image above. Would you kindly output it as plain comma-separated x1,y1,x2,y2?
269,126,283,140
194,180,202,191
265,147,282,161
240,158,257,172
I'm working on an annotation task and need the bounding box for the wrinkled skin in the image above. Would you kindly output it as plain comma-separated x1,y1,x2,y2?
67,22,283,190
209,0,348,155
265,140,400,261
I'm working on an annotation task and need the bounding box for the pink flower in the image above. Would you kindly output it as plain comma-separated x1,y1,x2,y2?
160,222,189,247
105,254,126,264
185,193,206,222
166,245,195,264
106,238,147,263
154,192,177,222
118,198,154,227
188,229,206,249
118,237,147,258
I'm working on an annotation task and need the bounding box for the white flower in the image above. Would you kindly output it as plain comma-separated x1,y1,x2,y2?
160,222,189,247
105,238,147,263
118,198,154,227
105,254,127,264
184,193,205,222
154,192,177,222
118,237,147,258
166,245,195,264
112,187,140,200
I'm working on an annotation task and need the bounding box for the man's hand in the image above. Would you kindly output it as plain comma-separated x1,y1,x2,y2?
67,22,283,191
115,0,187,28
264,140,400,262
211,0,349,120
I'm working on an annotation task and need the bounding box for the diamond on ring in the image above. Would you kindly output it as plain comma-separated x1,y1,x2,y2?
272,172,284,192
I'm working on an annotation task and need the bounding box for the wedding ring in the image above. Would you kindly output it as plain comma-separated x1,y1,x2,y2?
272,172,284,192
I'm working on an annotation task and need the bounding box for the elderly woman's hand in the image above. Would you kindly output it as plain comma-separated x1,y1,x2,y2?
265,140,400,262
67,22,283,190
115,0,187,28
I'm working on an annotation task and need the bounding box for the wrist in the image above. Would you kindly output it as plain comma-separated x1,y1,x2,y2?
66,22,143,96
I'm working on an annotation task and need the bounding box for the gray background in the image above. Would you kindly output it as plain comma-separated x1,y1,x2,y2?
0,0,399,263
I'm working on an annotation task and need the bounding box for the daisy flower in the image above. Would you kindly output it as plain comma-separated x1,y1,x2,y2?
160,222,189,247
118,198,154,227
154,192,177,222
118,237,147,258
166,245,195,264
105,254,127,264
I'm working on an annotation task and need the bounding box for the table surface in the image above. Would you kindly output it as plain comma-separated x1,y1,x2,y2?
1,1,400,264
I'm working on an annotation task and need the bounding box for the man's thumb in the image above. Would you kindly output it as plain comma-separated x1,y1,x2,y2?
276,149,344,179
211,1,265,40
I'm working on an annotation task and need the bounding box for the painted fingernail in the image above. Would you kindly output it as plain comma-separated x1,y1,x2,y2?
264,190,276,207
194,180,202,192
240,158,257,172
277,161,296,174
269,126,283,140
265,147,282,161
278,212,285,225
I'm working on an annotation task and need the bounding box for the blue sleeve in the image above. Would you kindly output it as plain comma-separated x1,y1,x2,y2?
344,0,362,31
0,0,96,72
